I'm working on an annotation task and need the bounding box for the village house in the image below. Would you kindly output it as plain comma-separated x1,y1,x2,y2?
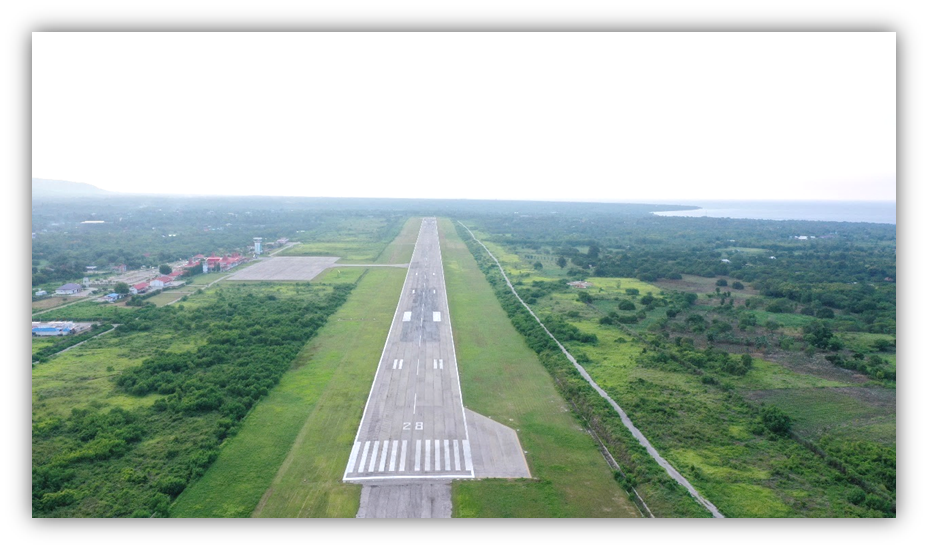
55,283,83,295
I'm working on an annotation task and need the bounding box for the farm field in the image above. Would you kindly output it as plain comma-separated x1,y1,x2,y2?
438,219,641,518
464,229,895,517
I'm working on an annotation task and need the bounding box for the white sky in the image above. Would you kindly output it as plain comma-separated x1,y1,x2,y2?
32,32,895,202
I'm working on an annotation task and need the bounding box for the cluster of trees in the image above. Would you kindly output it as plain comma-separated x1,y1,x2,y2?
469,211,895,335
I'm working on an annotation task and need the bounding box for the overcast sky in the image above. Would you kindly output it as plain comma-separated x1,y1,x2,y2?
32,32,895,203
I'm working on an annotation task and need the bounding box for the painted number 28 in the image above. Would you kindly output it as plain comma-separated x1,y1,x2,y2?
403,422,424,430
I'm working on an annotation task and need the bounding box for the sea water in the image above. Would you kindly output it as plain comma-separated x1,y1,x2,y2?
651,200,896,225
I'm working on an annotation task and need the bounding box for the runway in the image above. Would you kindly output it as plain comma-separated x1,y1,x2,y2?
344,217,473,481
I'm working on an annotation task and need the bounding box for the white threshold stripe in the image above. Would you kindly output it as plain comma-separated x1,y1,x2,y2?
433,359,437,370
368,441,380,473
346,442,361,474
348,440,477,478
399,359,403,370
463,440,473,472
359,441,371,474
424,440,431,472
439,359,443,370
393,359,397,369
400,440,408,472
389,440,398,472
379,440,389,472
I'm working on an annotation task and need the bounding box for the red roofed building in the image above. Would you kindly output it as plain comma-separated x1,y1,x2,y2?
130,282,150,295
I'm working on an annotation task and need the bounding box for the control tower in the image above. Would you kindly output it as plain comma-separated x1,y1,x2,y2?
253,237,263,255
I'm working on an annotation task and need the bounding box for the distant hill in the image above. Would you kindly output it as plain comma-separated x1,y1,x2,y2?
32,178,114,198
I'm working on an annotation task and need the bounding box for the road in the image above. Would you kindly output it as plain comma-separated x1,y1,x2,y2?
343,218,473,482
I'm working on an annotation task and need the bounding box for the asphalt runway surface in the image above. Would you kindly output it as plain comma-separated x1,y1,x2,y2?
344,218,474,481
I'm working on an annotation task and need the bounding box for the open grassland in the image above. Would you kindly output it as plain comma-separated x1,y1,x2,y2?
32,338,59,353
744,386,895,444
32,332,184,421
32,295,78,312
310,266,369,285
143,292,188,307
284,241,385,262
183,270,232,285
438,219,641,518
374,216,420,264
171,268,403,517
281,216,407,263
478,235,894,517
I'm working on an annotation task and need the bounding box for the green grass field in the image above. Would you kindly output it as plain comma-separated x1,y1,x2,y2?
439,219,640,518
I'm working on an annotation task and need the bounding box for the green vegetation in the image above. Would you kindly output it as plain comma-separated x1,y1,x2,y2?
33,283,352,517
32,191,895,518
457,210,895,517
